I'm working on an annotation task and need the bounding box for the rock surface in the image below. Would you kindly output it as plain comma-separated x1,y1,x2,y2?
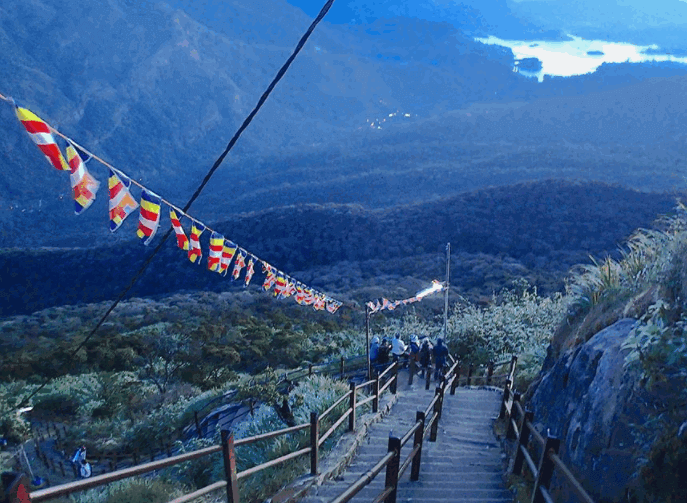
528,318,642,502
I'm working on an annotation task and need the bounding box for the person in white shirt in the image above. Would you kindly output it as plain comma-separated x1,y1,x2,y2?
391,333,407,364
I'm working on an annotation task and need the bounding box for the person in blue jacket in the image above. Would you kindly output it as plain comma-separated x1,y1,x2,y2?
370,336,380,364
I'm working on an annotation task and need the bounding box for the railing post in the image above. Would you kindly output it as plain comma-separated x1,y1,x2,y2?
509,355,518,382
450,363,460,395
373,371,380,413
408,358,415,385
410,411,425,481
310,412,319,476
507,392,521,440
391,363,398,394
309,364,313,376
349,381,357,431
487,361,494,385
467,363,473,386
194,411,202,438
513,410,534,475
425,365,432,390
499,380,512,419
221,429,240,503
340,356,345,380
384,435,402,503
532,435,560,503
430,387,443,442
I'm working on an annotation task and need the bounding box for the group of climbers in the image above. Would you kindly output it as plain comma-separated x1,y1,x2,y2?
370,332,450,380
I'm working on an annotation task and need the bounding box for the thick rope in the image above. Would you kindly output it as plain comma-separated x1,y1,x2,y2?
13,0,336,410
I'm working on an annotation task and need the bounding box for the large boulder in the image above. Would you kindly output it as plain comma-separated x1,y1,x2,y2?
527,318,643,503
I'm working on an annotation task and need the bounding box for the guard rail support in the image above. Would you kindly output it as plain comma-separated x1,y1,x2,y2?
383,436,401,503
513,409,534,475
410,411,425,481
310,412,319,475
533,435,560,503
221,430,239,503
348,382,357,432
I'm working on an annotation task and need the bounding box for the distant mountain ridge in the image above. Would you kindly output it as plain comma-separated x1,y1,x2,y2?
0,180,678,316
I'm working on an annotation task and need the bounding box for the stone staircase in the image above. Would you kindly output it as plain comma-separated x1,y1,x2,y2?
298,374,514,503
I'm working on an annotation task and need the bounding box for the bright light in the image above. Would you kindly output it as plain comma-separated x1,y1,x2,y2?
415,279,444,299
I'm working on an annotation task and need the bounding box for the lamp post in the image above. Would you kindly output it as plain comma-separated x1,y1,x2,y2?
365,304,371,380
443,243,450,339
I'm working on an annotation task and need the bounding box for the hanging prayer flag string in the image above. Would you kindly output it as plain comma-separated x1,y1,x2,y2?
3,96,344,313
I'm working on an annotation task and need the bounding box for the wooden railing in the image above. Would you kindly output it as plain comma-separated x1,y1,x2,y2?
6,362,399,503
326,360,460,503
499,363,596,503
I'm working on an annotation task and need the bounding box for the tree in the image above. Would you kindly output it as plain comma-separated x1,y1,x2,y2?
135,323,192,395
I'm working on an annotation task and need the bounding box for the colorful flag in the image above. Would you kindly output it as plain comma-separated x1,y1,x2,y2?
302,287,316,306
326,299,342,314
108,169,138,232
15,105,70,171
273,272,287,297
244,256,255,286
366,300,379,313
207,232,224,272
136,189,162,245
313,294,326,311
262,262,277,291
188,221,205,264
231,248,247,280
219,240,238,276
296,284,306,305
282,278,296,298
65,141,99,214
170,209,189,250
381,298,392,311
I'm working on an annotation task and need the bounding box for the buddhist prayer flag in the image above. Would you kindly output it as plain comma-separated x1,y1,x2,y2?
231,248,247,280
137,189,162,245
296,284,306,305
65,141,99,214
282,278,295,298
170,209,189,250
108,169,138,232
15,105,70,171
262,262,277,291
313,294,326,311
244,257,255,286
208,232,224,272
219,240,238,276
326,299,341,314
303,287,316,306
274,272,287,297
188,221,205,263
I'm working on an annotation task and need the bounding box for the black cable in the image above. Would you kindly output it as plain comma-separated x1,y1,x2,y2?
14,0,336,411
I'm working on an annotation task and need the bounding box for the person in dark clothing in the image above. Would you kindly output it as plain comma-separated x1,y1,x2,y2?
378,338,391,365
370,336,380,365
433,338,449,381
419,338,433,377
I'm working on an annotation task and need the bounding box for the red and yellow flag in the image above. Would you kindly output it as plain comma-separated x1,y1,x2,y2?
170,209,189,250
66,141,99,214
108,169,138,232
188,221,205,264
16,105,70,171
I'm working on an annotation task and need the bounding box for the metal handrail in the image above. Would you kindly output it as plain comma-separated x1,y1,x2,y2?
549,453,596,503
398,443,421,479
356,379,376,389
423,395,439,418
319,391,352,422
520,444,538,477
357,395,375,408
378,362,396,380
235,423,309,447
400,421,422,447
166,480,227,503
319,409,352,446
237,447,311,479
328,451,395,503
378,375,396,395
526,419,545,447
30,444,223,501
